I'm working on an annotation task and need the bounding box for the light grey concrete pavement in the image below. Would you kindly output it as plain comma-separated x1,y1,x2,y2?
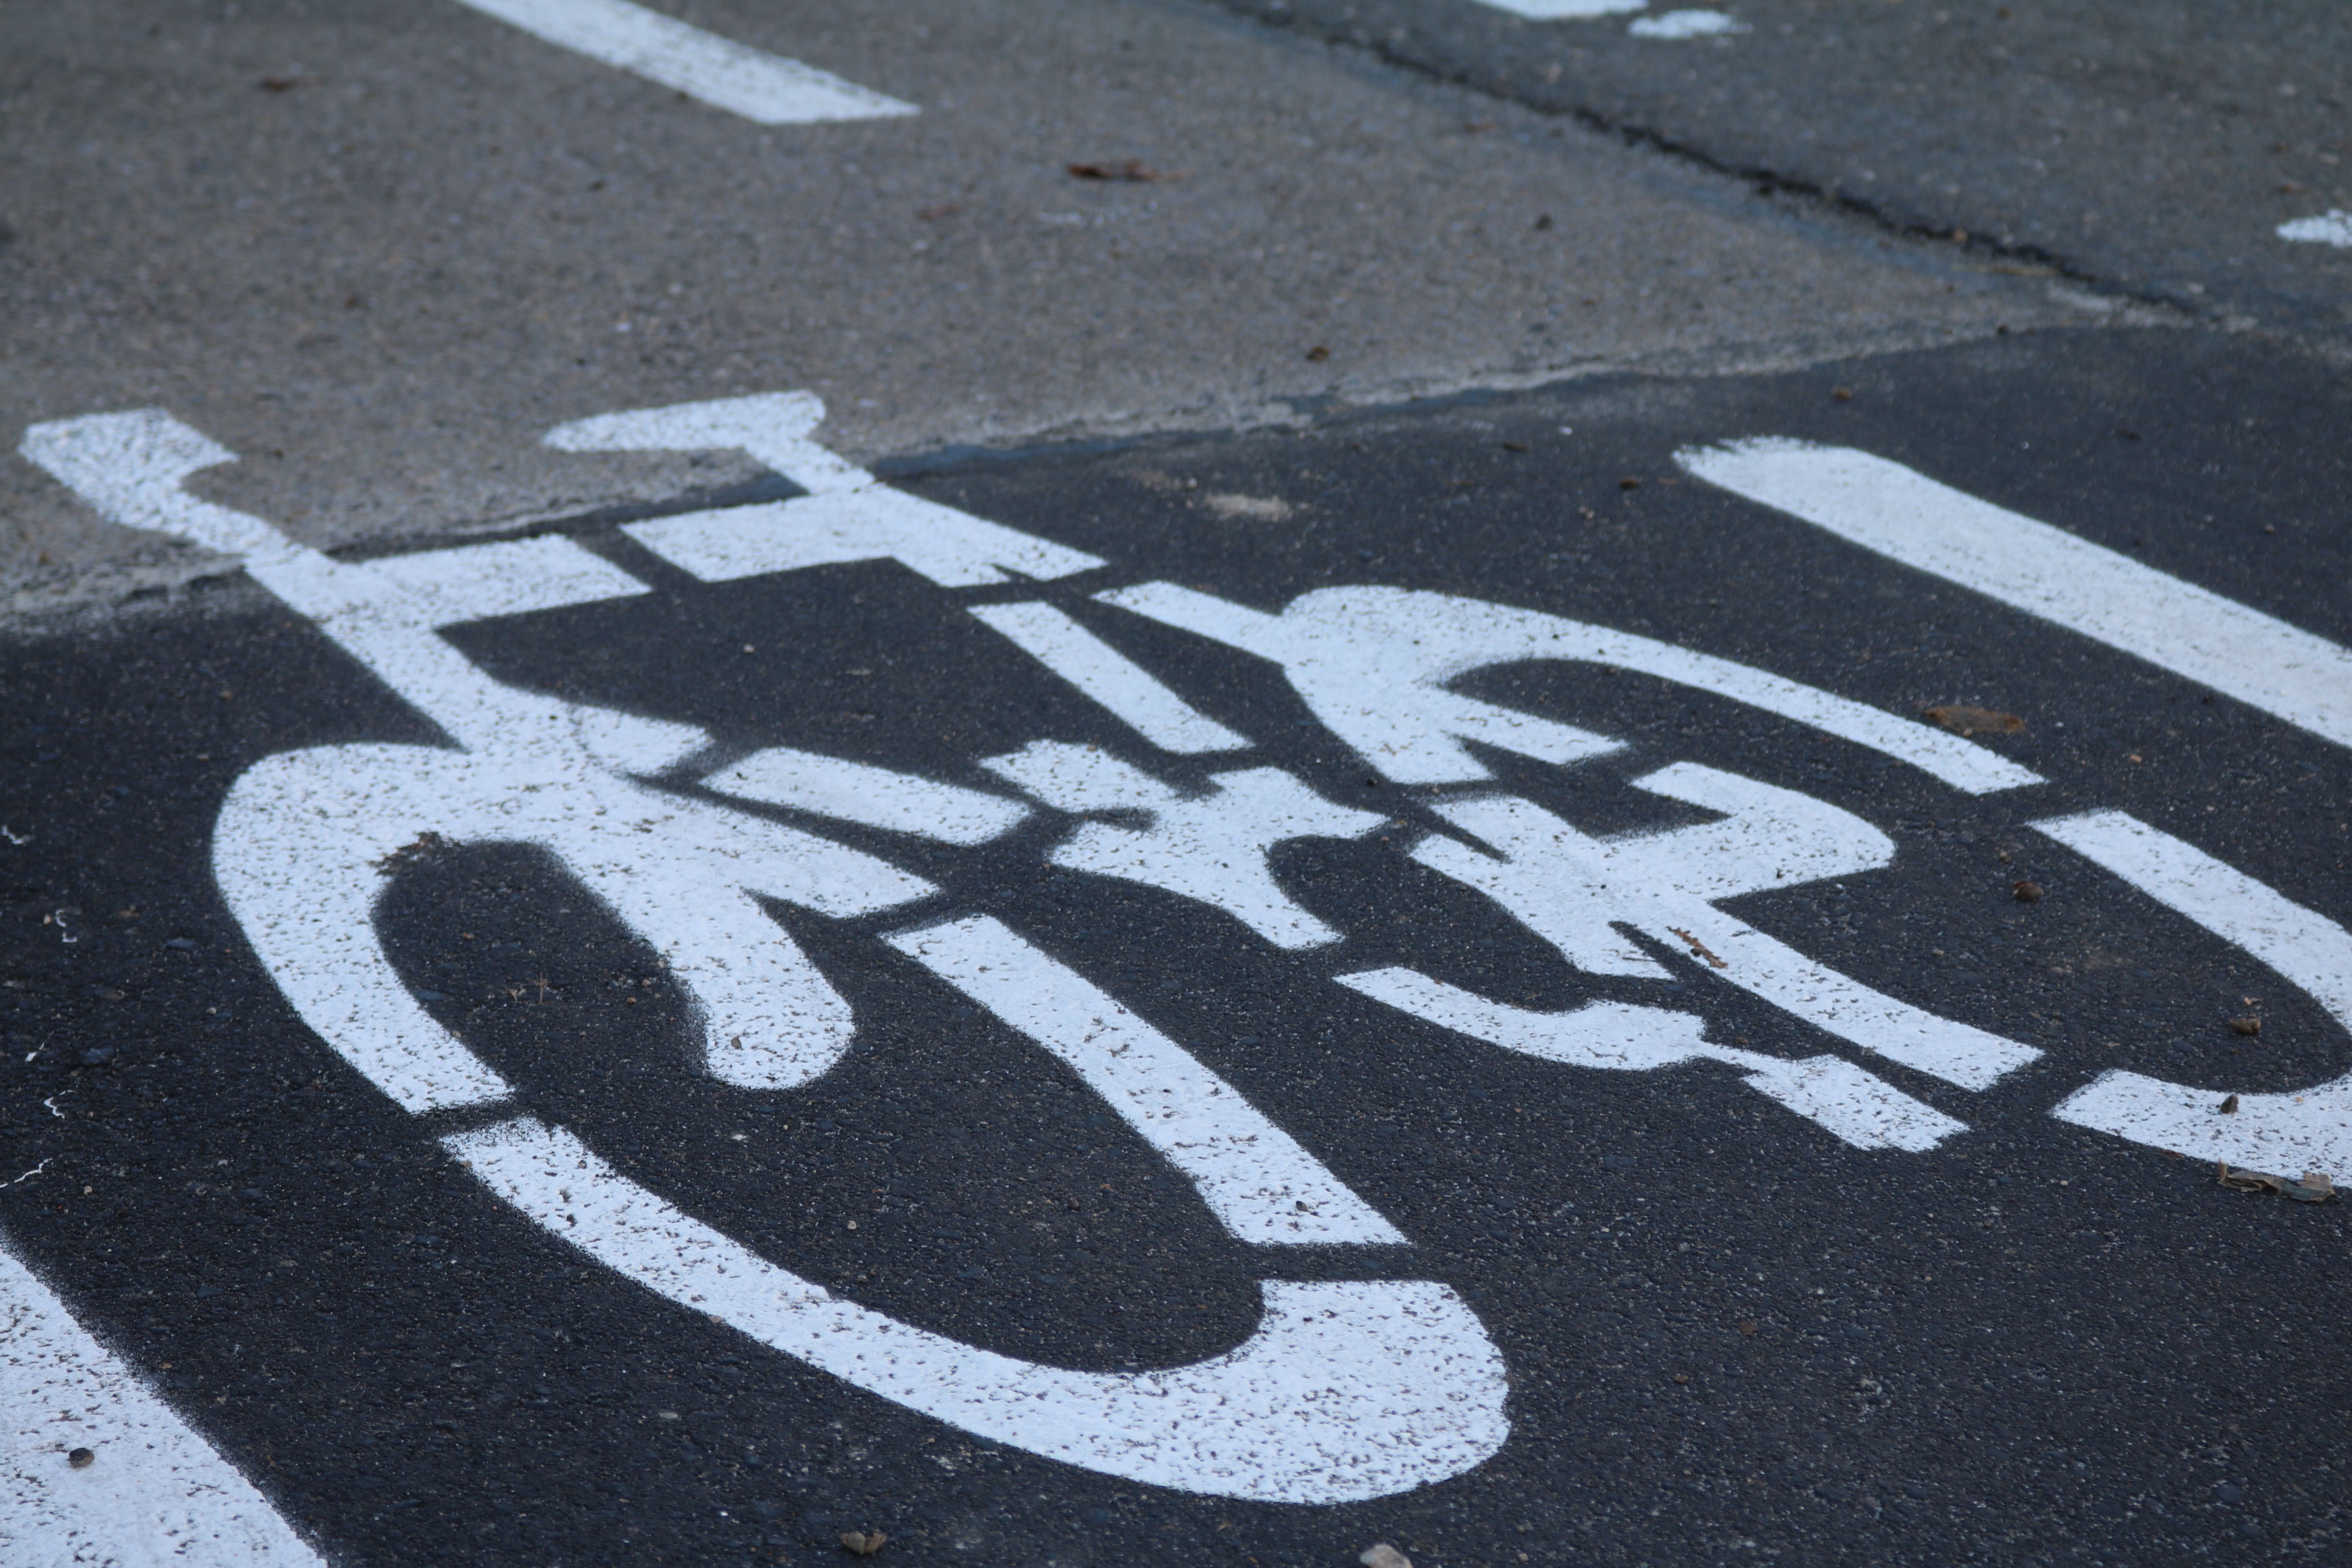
0,0,2108,619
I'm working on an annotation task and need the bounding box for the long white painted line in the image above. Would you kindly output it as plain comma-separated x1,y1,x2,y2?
448,0,916,125
1679,439,2352,753
2278,211,2352,248
886,915,1406,1245
1336,968,1965,1152
703,746,1031,845
969,602,1250,755
448,1116,1505,1501
1468,0,1644,20
2035,810,2352,1177
0,1240,324,1568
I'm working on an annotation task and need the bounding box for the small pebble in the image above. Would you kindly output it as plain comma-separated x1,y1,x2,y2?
1361,1546,1413,1568
68,1448,94,1468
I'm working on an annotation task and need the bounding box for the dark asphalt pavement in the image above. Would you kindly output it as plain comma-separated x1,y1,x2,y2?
6,325,2350,1564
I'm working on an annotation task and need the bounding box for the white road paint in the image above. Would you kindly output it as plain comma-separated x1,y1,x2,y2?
703,747,1031,845
218,744,930,1107
887,916,1405,1245
2036,811,2352,1177
1467,0,1645,20
982,741,1385,949
449,1116,1505,1502
30,402,1512,1502
449,0,916,125
1679,438,2352,753
546,393,1104,588
1628,9,1747,37
0,1239,323,1568
2278,211,2352,248
22,409,935,1104
1415,761,1887,981
1338,969,1964,1152
1098,583,2038,793
969,602,1250,755
1416,765,2039,1090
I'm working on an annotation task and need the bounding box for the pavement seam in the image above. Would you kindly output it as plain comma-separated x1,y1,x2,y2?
1196,0,2207,325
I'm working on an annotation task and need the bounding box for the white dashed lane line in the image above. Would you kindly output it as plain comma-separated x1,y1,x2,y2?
0,1240,323,1568
1680,439,2352,754
448,0,916,125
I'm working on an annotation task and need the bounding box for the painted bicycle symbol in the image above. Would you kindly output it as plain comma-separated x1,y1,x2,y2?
22,394,2350,1503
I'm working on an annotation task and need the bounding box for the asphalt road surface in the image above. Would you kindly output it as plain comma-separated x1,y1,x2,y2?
3,4,2348,1567
1209,0,2352,338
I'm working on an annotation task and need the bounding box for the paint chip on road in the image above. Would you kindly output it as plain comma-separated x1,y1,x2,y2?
2277,211,2352,248
1629,10,1748,38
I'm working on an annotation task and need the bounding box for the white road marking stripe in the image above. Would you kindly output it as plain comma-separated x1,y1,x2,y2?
703,747,1031,845
886,915,1406,1245
1100,581,2040,793
1468,0,1644,19
0,1240,323,1568
969,602,1250,755
1337,969,1965,1152
448,1116,1504,1501
2278,211,2352,248
1679,438,2352,753
2035,810,2352,1176
448,0,916,125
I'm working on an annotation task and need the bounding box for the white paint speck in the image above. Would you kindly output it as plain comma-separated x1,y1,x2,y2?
2278,211,2352,248
1629,9,1747,37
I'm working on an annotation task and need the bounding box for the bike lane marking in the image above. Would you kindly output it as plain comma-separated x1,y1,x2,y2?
0,1239,323,1568
1679,439,2352,753
18,381,2352,1542
448,0,918,125
17,399,1512,1506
